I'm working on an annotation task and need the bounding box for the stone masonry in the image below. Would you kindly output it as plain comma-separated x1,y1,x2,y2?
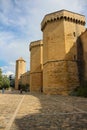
29,40,43,92
15,9,87,95
80,30,87,81
41,10,86,94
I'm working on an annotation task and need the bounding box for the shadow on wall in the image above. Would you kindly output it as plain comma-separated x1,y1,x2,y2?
77,36,87,84
77,36,85,85
13,93,87,130
64,36,86,87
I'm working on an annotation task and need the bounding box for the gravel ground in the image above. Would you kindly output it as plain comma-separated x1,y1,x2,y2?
0,91,87,130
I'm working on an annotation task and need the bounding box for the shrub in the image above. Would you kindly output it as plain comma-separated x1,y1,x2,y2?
71,81,87,97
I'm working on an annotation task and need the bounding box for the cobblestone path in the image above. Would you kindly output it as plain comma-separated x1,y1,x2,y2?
0,91,87,130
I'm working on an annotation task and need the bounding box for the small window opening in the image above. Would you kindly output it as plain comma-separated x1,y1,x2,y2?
74,55,76,60
73,32,76,37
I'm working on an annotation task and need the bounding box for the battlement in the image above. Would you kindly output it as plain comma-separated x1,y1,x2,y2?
16,57,26,62
41,10,86,30
29,40,43,51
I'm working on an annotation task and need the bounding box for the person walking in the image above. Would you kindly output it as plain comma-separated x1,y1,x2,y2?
2,88,5,94
20,88,23,94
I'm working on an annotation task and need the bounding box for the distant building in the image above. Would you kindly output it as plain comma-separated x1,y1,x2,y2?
15,57,30,90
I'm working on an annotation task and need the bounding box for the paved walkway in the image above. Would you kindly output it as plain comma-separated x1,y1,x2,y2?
0,91,87,130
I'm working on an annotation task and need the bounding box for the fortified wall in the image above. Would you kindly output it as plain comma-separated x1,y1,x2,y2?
80,30,87,81
29,10,87,95
15,10,87,95
19,71,30,87
29,40,43,92
41,10,86,95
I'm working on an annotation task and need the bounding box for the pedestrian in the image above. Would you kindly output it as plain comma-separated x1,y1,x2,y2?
20,88,23,94
2,88,4,94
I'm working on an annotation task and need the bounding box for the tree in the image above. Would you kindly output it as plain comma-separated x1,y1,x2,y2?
2,75,10,89
0,68,10,89
0,68,3,89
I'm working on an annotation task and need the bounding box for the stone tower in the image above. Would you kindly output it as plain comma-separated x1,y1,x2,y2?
80,30,87,81
41,10,86,95
29,40,43,92
15,57,26,90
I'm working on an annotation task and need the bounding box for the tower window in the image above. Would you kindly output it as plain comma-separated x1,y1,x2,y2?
73,32,76,37
74,55,76,60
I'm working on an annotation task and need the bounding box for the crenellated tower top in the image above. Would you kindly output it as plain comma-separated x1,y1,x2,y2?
29,40,43,51
16,57,26,62
41,10,86,31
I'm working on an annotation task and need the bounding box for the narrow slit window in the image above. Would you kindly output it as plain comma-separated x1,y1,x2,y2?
74,55,76,60
73,32,76,37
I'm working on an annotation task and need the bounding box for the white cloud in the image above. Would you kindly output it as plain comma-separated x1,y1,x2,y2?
1,62,15,76
0,0,87,75
3,71,14,77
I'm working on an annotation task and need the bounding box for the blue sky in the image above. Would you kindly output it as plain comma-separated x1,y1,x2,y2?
0,0,87,76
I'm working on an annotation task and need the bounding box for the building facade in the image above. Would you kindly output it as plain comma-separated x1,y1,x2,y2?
29,10,87,95
41,10,86,95
15,10,87,95
80,30,87,82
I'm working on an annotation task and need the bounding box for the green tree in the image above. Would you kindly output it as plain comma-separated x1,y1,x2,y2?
0,68,3,89
2,75,10,89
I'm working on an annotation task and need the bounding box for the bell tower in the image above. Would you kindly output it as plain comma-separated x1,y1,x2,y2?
15,57,26,90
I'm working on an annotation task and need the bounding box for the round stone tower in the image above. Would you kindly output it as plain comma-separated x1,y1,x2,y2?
15,57,26,90
41,10,86,95
29,40,43,92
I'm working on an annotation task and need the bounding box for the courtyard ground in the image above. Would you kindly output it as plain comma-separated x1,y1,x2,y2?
0,90,87,130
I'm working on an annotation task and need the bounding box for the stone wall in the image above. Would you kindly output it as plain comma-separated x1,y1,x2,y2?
42,19,67,94
19,71,30,86
43,60,79,95
64,19,85,60
41,10,86,95
80,30,87,81
29,40,43,92
30,72,43,92
43,61,67,95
